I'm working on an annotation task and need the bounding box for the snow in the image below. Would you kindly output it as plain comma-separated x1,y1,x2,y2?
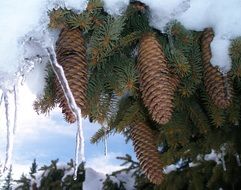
84,168,106,190
103,0,129,16
163,164,177,174
13,163,134,190
64,0,88,12
113,171,135,190
204,149,221,164
236,154,241,166
0,0,87,91
140,0,190,30
0,1,240,101
189,162,200,168
138,0,241,72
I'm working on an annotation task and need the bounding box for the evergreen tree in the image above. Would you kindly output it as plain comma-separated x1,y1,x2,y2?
29,159,37,178
102,175,126,190
15,174,31,190
15,159,37,190
15,159,86,190
2,166,13,190
34,0,241,188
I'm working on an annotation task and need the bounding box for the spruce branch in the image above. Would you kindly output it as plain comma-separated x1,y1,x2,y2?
89,16,126,65
65,12,92,31
33,65,57,115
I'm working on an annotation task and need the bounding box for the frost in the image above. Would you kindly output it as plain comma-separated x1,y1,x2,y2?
46,46,85,179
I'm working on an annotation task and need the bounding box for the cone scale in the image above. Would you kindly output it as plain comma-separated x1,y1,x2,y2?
130,121,164,185
137,33,177,125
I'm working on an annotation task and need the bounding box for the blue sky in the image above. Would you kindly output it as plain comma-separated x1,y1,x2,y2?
0,83,135,179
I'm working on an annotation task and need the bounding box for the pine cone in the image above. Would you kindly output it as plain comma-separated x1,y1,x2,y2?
130,121,164,185
137,33,178,125
55,28,88,123
201,28,233,108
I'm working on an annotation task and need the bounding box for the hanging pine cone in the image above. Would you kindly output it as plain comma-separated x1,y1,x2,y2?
55,28,88,123
137,33,178,125
201,28,233,109
130,121,164,185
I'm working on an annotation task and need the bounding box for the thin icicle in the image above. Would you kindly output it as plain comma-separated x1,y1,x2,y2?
220,146,227,171
46,46,85,179
13,85,19,134
236,153,241,166
102,123,108,157
3,92,14,172
166,23,175,54
0,92,3,106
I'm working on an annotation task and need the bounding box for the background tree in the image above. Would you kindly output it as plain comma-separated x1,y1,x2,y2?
15,159,85,190
2,166,13,190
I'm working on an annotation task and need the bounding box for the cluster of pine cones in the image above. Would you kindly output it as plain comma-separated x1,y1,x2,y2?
54,25,233,185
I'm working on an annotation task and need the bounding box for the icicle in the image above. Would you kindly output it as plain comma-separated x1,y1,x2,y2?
221,156,226,171
102,123,108,157
0,92,3,106
236,153,241,166
220,146,227,171
13,85,19,134
166,22,175,54
20,56,41,84
3,92,14,172
46,46,85,179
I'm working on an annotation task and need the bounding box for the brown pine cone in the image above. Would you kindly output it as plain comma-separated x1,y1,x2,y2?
201,28,233,109
130,121,164,185
137,33,178,125
55,28,88,123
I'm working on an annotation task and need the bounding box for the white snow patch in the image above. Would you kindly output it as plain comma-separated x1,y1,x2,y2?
140,0,190,30
189,162,200,168
86,153,125,174
84,168,106,190
140,0,241,72
210,38,231,72
114,171,135,190
163,164,177,174
204,149,221,164
103,0,129,16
